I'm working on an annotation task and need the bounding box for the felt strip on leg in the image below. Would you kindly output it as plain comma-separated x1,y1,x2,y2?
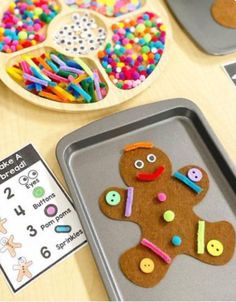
197,220,205,254
173,171,203,193
141,238,172,264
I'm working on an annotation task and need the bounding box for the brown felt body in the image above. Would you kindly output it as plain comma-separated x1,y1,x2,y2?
99,146,236,288
211,0,236,29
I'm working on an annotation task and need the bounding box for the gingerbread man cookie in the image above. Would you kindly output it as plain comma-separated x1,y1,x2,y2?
0,235,22,257
0,217,7,234
13,257,33,282
99,142,236,287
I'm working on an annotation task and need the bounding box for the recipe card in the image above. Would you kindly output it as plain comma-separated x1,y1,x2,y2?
0,144,87,292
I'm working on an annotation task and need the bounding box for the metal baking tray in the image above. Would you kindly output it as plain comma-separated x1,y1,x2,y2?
166,0,236,55
56,99,236,301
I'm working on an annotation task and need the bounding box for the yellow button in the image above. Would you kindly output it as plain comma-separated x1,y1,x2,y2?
139,258,155,274
207,239,224,256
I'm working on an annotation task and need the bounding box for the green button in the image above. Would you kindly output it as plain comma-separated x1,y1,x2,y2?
33,186,45,198
105,191,121,206
163,210,175,222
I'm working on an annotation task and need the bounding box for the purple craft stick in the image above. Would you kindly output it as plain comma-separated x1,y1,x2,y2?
60,65,85,75
125,187,134,217
23,73,48,86
50,54,66,66
93,70,102,101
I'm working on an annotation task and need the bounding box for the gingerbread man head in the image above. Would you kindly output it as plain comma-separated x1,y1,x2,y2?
119,141,209,204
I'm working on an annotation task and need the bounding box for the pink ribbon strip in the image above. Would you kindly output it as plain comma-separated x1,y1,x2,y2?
141,238,172,264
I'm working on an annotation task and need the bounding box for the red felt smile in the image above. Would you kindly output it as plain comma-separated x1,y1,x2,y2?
136,166,165,182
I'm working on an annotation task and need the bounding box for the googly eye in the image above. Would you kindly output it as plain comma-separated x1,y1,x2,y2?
19,175,29,185
147,154,156,163
82,17,88,23
134,160,144,169
72,13,80,22
28,170,38,179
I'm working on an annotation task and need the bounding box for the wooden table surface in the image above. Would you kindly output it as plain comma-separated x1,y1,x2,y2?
1,0,236,300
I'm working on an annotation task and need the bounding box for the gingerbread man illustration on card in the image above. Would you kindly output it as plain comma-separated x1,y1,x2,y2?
0,235,22,257
99,142,236,287
13,257,33,282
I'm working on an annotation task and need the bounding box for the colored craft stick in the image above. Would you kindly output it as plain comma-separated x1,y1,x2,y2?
20,61,31,74
39,91,65,102
48,87,68,102
37,56,52,71
11,66,22,75
30,66,48,81
7,68,22,81
137,166,165,182
42,69,69,83
23,56,51,81
26,84,36,91
35,83,43,92
72,74,89,84
125,187,134,217
74,58,94,79
173,171,203,193
60,65,85,75
58,70,77,78
141,238,172,264
88,81,96,102
50,54,66,66
124,142,154,152
197,220,205,254
23,73,48,87
53,85,75,102
69,83,92,102
93,70,102,101
46,59,59,73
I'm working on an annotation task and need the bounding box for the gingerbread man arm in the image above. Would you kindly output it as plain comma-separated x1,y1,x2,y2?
99,187,134,221
173,165,209,206
0,218,7,234
190,220,235,265
25,261,33,267
0,245,7,253
13,265,21,270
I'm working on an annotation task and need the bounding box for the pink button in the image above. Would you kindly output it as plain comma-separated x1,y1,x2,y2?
187,168,203,182
157,192,167,202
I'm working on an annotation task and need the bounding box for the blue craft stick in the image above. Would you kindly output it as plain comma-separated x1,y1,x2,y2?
46,59,59,73
173,171,203,193
70,83,92,102
64,60,81,69
26,84,36,91
35,83,43,92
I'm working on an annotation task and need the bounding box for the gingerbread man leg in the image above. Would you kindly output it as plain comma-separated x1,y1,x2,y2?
189,220,236,265
17,270,24,282
24,269,32,279
120,244,170,288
